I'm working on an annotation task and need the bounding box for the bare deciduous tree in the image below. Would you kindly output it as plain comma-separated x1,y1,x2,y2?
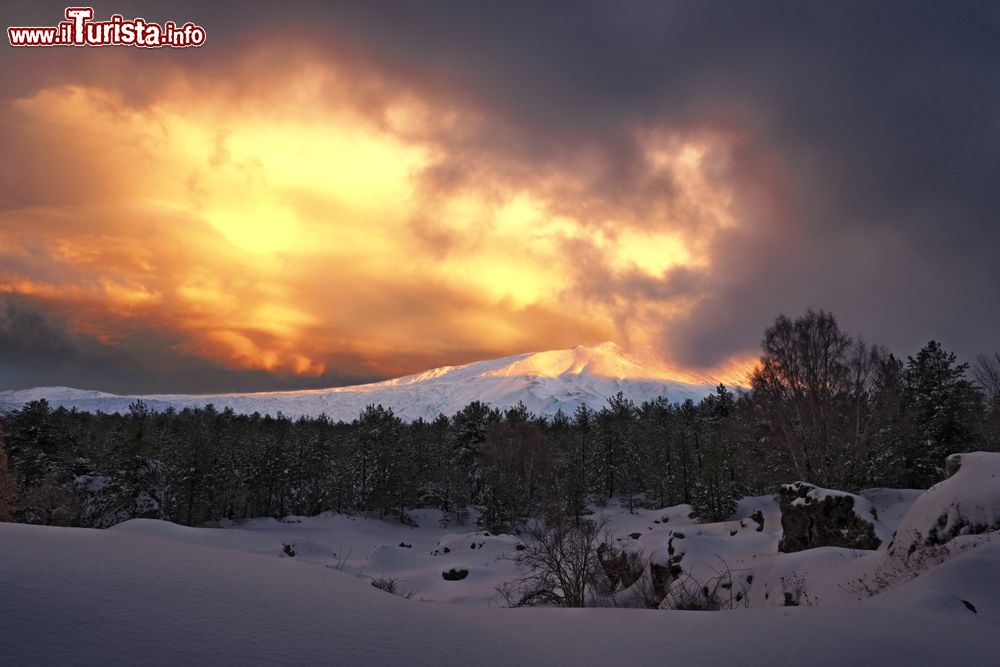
497,515,611,608
751,310,853,485
974,353,1000,401
978,353,1000,450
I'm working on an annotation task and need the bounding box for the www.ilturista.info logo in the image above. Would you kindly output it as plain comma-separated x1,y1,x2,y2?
8,7,206,48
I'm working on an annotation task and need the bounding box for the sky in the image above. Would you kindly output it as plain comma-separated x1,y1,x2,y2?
1,1,998,393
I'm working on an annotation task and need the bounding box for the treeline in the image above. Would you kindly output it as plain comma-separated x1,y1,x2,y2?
0,310,997,532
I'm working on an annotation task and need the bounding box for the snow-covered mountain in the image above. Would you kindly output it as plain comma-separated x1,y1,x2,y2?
0,342,714,421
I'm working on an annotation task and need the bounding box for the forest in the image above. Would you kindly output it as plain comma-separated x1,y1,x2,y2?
1,310,998,533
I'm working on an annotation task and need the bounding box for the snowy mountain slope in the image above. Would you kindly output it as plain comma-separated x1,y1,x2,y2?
1,519,996,666
0,342,715,421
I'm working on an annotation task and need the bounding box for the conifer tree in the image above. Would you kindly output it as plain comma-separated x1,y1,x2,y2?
449,401,495,513
903,341,982,486
690,386,739,522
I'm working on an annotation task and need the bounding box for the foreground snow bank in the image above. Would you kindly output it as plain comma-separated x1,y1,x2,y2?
1,521,997,666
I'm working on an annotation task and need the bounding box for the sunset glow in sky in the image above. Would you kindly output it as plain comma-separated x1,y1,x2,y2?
2,2,998,392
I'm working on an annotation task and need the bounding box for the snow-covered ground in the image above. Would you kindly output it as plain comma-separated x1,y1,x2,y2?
3,456,999,666
0,343,713,420
1,518,996,666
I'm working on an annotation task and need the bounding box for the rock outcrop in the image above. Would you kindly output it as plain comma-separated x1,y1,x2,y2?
778,482,884,553
596,543,643,590
650,533,686,602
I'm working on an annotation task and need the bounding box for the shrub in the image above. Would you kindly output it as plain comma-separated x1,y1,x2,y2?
371,576,415,599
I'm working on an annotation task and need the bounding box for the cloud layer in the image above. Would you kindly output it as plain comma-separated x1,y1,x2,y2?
1,1,998,392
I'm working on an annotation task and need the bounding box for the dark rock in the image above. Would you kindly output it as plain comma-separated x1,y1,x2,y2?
649,539,686,605
777,482,882,553
926,512,999,547
398,542,411,548
750,510,765,532
629,532,643,540
597,543,643,590
442,568,469,581
961,599,978,614
650,562,674,601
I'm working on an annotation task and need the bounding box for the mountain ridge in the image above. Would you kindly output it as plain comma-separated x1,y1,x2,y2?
0,343,715,421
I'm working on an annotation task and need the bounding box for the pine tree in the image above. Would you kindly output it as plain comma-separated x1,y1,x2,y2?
864,354,911,487
690,386,739,522
637,397,674,507
557,407,589,521
449,401,495,514
903,341,983,487
421,414,454,515
594,393,637,506
353,404,403,516
671,399,700,504
4,400,81,524
91,401,168,526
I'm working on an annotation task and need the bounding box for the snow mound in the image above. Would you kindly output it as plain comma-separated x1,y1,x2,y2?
430,531,520,556
859,488,923,533
890,452,1000,557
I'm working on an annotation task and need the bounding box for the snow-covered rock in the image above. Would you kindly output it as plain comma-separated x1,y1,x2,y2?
0,343,713,421
778,482,890,553
889,452,1000,558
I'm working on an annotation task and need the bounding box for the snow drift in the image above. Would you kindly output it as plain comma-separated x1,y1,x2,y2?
1,519,997,666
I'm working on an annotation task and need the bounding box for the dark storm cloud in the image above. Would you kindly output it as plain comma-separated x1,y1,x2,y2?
0,296,379,394
300,0,1000,363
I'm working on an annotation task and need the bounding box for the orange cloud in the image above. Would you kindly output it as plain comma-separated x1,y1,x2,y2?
0,44,754,384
